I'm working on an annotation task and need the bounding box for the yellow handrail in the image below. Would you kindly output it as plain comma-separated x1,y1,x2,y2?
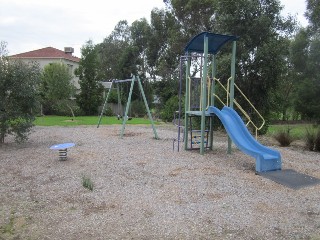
207,76,211,109
213,93,226,107
231,80,265,130
187,75,265,138
226,77,231,106
212,77,265,138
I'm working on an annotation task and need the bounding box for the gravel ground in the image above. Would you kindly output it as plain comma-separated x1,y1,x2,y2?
0,124,319,240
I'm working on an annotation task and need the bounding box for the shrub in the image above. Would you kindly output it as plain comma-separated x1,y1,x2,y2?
131,100,145,117
0,56,41,143
82,176,94,191
104,106,113,116
305,126,320,151
274,127,294,147
305,127,316,151
161,95,184,122
315,129,320,152
51,100,75,116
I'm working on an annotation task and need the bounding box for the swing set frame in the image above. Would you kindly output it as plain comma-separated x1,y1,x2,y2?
97,75,158,139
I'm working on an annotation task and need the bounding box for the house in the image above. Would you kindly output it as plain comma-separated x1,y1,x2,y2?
9,47,81,91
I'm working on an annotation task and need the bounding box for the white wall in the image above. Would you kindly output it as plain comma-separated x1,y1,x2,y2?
18,58,80,90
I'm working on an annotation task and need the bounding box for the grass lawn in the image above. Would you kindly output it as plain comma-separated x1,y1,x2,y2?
34,116,317,141
34,115,160,126
267,123,317,139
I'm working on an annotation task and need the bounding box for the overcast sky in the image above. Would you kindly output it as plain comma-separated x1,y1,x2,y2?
0,0,308,58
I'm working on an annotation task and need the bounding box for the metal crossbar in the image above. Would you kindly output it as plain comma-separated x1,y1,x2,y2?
113,78,135,83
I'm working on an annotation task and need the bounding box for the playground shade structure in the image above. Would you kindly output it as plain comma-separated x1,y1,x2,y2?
209,106,281,172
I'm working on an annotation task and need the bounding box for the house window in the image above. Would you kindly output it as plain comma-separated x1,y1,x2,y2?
67,64,73,75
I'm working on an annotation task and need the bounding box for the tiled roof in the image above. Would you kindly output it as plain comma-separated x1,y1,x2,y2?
10,47,80,62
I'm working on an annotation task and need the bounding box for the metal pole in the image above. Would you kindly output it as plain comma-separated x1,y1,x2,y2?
97,81,113,128
209,55,216,150
177,56,184,151
184,54,191,150
228,41,237,153
117,83,122,116
200,35,208,155
120,77,135,138
136,76,159,139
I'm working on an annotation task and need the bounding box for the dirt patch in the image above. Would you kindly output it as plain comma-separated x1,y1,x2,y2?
0,125,319,239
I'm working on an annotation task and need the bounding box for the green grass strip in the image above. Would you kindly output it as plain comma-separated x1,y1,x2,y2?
267,124,315,139
34,116,159,126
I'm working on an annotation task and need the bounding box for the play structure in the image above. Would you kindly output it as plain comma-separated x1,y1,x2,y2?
50,142,75,161
175,32,281,172
97,75,158,139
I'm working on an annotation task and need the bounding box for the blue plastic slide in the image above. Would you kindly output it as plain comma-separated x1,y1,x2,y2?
208,106,281,172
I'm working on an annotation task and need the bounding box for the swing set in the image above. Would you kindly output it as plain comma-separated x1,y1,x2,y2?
97,75,158,139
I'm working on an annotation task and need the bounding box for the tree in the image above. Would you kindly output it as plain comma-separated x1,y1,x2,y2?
210,0,296,132
146,7,183,111
0,42,41,143
290,0,320,121
40,62,75,116
75,40,103,115
130,18,151,78
291,29,320,120
157,0,296,125
95,1,297,125
98,20,154,106
164,0,215,36
97,20,131,80
0,41,8,56
305,0,320,31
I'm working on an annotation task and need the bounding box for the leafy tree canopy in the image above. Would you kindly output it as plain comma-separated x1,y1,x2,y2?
95,1,297,125
40,62,74,115
0,42,41,143
76,40,104,115
306,0,320,31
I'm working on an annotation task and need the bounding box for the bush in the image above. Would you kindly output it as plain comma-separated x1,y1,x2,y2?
0,56,41,143
82,176,94,191
10,118,34,143
161,95,184,122
104,106,113,116
130,100,145,117
52,101,72,116
305,126,320,151
315,129,320,152
305,127,316,151
274,127,294,147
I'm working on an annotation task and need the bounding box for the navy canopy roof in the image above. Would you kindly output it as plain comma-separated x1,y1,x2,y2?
184,32,239,54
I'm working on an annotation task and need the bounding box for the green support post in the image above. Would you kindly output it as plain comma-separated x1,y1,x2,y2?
120,76,158,139
120,77,135,138
200,36,209,155
184,54,191,150
136,76,159,139
97,82,113,128
117,84,121,115
228,41,237,153
209,55,216,150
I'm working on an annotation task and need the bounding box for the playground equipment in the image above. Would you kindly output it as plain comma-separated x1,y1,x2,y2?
97,75,158,139
176,32,281,172
209,106,281,172
50,142,75,161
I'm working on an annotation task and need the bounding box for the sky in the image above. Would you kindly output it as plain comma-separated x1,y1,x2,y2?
0,0,308,58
